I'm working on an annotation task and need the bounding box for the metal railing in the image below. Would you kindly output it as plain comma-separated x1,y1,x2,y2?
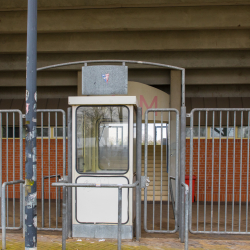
52,181,140,250
189,108,250,234
2,180,25,250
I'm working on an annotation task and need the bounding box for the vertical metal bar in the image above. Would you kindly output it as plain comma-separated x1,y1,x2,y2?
48,112,51,228
67,108,73,238
232,111,236,231
246,111,250,232
189,111,194,231
55,113,58,228
225,111,229,231
160,112,163,230
197,111,200,231
136,107,142,239
218,111,222,231
175,111,179,232
23,184,25,238
62,186,67,250
20,111,23,230
41,113,44,228
184,184,189,250
211,111,214,231
144,111,149,231
118,187,122,250
239,111,243,231
13,113,15,227
153,112,156,230
0,113,1,228
63,111,66,178
167,112,170,232
180,106,186,241
2,183,6,250
6,113,8,227
204,111,208,231
25,0,38,248
136,184,140,241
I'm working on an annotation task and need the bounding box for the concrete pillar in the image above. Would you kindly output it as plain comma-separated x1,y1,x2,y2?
77,71,82,96
170,70,181,198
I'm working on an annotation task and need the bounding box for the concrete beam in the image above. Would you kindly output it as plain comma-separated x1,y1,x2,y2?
186,68,250,85
1,0,250,11
186,84,250,97
0,71,77,86
1,51,250,71
1,6,250,34
0,30,249,53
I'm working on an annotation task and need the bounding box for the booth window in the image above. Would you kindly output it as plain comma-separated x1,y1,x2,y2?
76,106,129,174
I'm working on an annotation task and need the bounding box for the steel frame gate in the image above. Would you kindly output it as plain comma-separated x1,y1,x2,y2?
144,108,179,233
0,109,66,232
189,108,250,235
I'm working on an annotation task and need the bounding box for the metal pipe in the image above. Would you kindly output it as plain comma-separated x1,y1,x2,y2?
180,106,186,242
62,186,67,250
25,0,38,248
118,187,122,250
136,107,142,239
67,107,73,238
181,182,189,250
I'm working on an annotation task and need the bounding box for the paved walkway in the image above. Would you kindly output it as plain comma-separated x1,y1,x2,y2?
2,232,250,249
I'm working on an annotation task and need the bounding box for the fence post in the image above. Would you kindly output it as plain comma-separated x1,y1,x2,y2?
180,106,186,242
117,187,122,250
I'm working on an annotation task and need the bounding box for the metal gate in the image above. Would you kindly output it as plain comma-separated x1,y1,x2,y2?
189,108,250,234
143,108,179,233
0,109,66,231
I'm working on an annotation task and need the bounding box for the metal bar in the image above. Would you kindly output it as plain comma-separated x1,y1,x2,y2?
218,111,222,231
239,111,243,231
48,112,51,228
247,112,250,232
19,111,23,231
168,112,170,232
160,112,163,230
225,111,229,231
197,111,200,231
144,111,149,232
232,112,236,231
211,112,215,231
13,113,15,227
175,110,179,232
153,112,156,230
55,113,58,228
63,111,66,178
136,107,142,239
180,106,186,242
2,180,25,250
6,113,8,227
169,177,176,220
41,112,44,228
181,182,189,250
189,109,194,232
23,184,25,238
37,60,185,72
118,187,122,250
67,107,72,238
25,0,37,248
62,186,67,250
204,111,208,231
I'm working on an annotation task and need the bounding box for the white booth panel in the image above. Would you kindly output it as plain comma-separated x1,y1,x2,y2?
76,177,129,224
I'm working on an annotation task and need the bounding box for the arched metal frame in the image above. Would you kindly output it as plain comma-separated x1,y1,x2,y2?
37,60,186,241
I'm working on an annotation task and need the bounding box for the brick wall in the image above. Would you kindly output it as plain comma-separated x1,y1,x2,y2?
1,139,67,200
186,138,250,202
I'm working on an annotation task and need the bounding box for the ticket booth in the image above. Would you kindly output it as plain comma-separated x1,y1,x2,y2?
69,65,138,239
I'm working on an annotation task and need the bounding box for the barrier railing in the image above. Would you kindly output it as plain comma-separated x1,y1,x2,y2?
52,180,140,250
2,180,25,250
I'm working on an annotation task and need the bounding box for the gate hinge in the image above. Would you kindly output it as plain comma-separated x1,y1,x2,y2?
186,113,191,118
141,176,150,188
